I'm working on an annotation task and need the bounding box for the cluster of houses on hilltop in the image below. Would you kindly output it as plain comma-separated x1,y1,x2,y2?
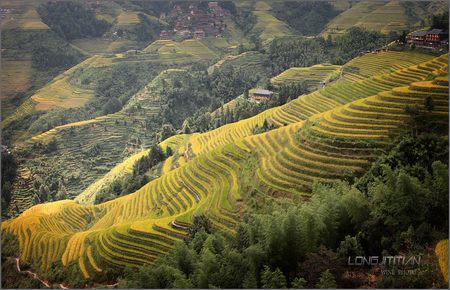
407,29,449,49
159,2,230,39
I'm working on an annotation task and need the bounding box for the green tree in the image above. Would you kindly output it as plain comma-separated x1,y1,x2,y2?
1,232,19,257
315,269,337,288
1,152,17,207
138,264,191,288
158,124,176,142
165,242,196,277
291,277,307,289
261,266,287,289
181,120,192,134
165,146,173,157
102,98,122,115
45,138,58,153
337,235,363,259
187,214,212,240
37,1,111,40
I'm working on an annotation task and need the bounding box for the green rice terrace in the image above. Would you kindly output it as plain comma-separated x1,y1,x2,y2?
2,50,448,282
1,0,449,288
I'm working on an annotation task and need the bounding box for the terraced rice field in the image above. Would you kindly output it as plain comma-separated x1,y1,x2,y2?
1,8,49,30
0,59,33,100
3,138,247,277
320,0,436,38
0,59,34,117
116,11,140,26
5,69,199,217
76,134,193,205
435,240,449,283
355,0,409,34
207,51,265,75
0,56,107,130
252,75,448,195
70,38,141,54
5,69,173,216
250,1,292,45
342,51,433,81
2,52,448,281
222,16,253,49
185,51,440,153
268,52,437,127
271,64,341,90
143,39,218,59
321,0,387,38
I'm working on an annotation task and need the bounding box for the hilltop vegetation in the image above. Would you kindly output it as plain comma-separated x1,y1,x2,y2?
37,1,111,40
266,27,394,75
1,1,449,288
1,28,86,120
272,1,339,36
321,0,448,38
2,50,448,288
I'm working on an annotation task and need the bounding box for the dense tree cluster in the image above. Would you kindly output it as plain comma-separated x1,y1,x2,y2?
94,145,167,204
267,37,328,75
1,233,43,288
116,131,448,289
273,1,339,36
267,27,395,75
158,62,267,129
275,82,308,105
185,80,309,133
127,1,172,16
102,98,122,115
37,1,111,40
431,11,449,30
159,70,211,127
1,152,18,214
211,65,261,104
133,13,164,42
332,27,391,64
2,28,85,71
28,62,168,137
31,45,83,70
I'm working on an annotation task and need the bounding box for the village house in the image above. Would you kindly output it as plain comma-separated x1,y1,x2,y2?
407,29,449,48
194,29,206,39
159,30,171,39
425,29,449,47
251,89,273,103
407,30,428,46
178,29,191,37
208,2,219,9
165,1,229,40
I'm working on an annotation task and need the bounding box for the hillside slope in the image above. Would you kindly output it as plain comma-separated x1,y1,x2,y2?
2,52,448,282
321,0,448,38
73,51,435,204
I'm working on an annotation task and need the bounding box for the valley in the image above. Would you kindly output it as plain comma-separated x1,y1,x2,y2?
1,0,449,288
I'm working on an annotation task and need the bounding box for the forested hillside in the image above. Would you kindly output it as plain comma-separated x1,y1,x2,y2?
1,0,449,289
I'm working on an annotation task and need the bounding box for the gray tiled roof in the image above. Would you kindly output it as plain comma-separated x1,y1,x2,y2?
411,30,427,37
253,89,273,95
428,29,448,35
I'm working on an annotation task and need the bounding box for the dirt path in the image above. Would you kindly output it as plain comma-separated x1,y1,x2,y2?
15,258,118,289
15,258,51,288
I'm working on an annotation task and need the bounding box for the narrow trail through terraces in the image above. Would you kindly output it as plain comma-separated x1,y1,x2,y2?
15,258,51,288
15,258,118,289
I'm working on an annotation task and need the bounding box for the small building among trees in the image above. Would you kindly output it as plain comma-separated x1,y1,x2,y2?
251,89,273,103
407,29,448,48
